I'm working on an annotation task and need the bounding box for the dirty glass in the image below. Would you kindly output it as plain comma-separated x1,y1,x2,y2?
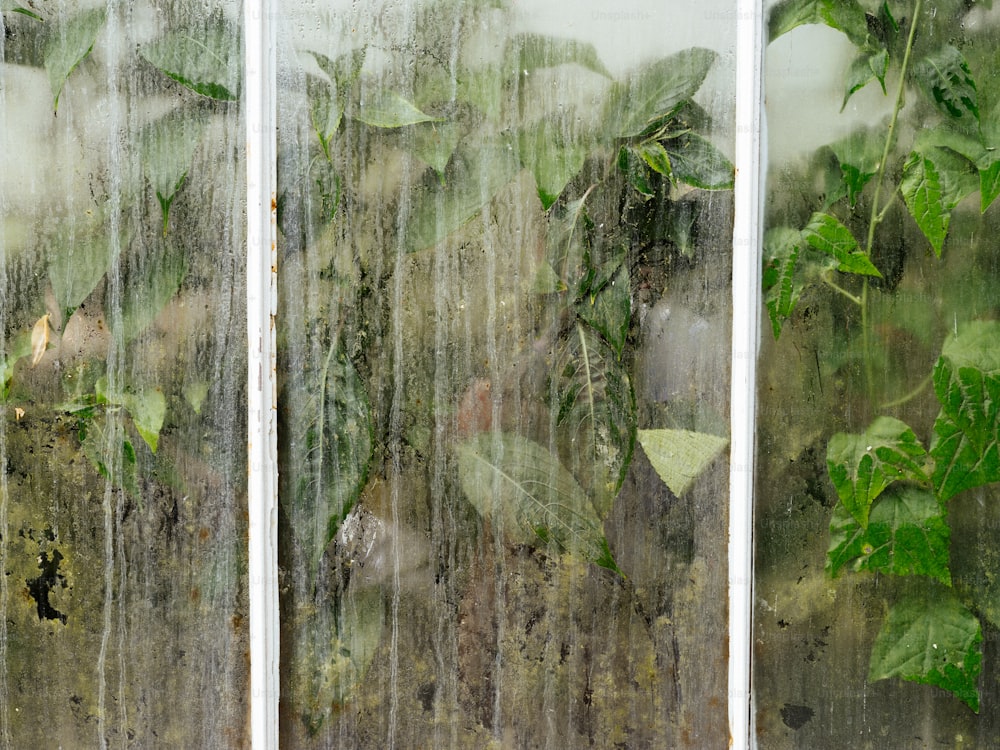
0,2,247,746
275,0,736,746
756,1,1000,746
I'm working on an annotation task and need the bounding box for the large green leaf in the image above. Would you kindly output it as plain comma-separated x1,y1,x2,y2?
762,227,804,339
44,7,106,110
913,45,979,123
827,485,950,584
767,0,869,43
355,89,440,128
901,152,949,256
869,584,982,712
140,20,240,101
551,323,636,516
930,321,1000,501
978,156,1000,214
307,48,366,146
48,225,126,318
802,212,881,276
576,263,630,358
517,119,587,209
282,342,374,574
455,433,620,573
663,133,734,190
96,376,167,454
637,428,728,497
826,416,928,528
116,246,187,343
605,48,717,138
140,109,209,234
828,127,883,207
410,121,462,179
842,49,888,110
543,194,591,293
403,141,519,252
289,587,383,733
507,33,611,78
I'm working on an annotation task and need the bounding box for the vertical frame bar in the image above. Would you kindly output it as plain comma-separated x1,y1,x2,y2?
246,0,279,746
730,0,764,747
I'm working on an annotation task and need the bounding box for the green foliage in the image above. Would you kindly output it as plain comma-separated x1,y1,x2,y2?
279,1,734,725
140,19,241,101
456,433,621,574
827,486,950,584
637,428,728,497
44,6,105,110
826,416,927,528
283,340,374,578
766,0,1000,711
930,321,1000,501
869,584,982,713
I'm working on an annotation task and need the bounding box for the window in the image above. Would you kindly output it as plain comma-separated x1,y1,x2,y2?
4,0,997,748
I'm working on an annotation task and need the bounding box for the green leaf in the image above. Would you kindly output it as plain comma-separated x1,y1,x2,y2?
355,89,440,128
281,341,374,575
140,20,240,101
762,227,803,339
410,121,462,179
868,584,982,712
139,109,209,234
551,323,636,516
901,152,949,256
518,120,587,209
577,262,630,357
802,212,881,276
4,5,44,21
663,133,734,190
116,246,187,343
979,157,1000,214
767,0,869,43
508,33,611,78
307,48,366,143
617,145,654,198
403,141,519,252
123,388,167,453
290,587,383,732
841,48,888,110
636,140,672,178
827,485,950,584
544,195,592,293
930,321,1000,501
637,428,728,497
455,433,621,574
95,376,167,454
605,48,716,138
828,128,883,207
0,331,33,398
44,6,105,110
826,416,928,528
913,46,979,123
48,225,126,317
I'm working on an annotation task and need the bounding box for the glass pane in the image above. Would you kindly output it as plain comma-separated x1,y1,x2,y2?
756,1,1000,746
276,0,735,746
0,3,246,745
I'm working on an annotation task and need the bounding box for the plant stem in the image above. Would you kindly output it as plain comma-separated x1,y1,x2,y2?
821,274,862,306
861,0,923,398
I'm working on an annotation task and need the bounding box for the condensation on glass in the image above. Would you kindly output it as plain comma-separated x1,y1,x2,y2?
0,2,247,746
756,1,1000,747
275,0,736,746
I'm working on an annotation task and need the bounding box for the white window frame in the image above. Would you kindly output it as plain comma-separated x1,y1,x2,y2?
244,0,764,746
